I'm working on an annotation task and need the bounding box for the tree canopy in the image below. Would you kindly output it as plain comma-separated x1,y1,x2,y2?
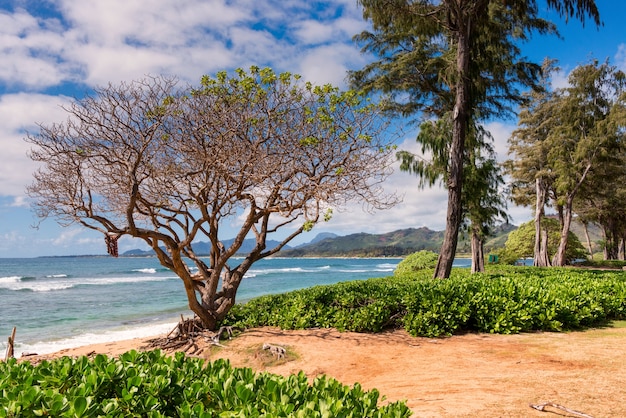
502,219,586,264
507,60,626,264
351,0,600,278
27,67,399,329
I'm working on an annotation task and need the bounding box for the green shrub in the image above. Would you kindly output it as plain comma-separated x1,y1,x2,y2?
394,251,439,276
223,265,626,337
0,351,411,417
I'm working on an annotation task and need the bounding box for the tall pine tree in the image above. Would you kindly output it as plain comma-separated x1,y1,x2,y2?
351,0,600,278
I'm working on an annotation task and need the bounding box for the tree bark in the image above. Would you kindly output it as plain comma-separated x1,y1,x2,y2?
534,178,550,266
582,221,593,258
553,197,574,266
554,162,592,266
434,8,470,279
470,229,484,273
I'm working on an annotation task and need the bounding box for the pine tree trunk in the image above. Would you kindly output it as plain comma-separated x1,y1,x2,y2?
539,228,551,266
434,12,470,279
470,230,485,273
553,197,574,266
534,178,550,267
583,221,593,257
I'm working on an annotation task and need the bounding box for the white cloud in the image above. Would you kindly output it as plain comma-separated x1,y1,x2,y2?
51,228,84,246
0,93,71,197
296,43,365,86
10,196,28,208
484,120,515,162
615,43,626,72
0,9,70,89
551,67,571,89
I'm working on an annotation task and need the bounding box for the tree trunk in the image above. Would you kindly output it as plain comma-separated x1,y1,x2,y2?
470,229,484,273
539,227,551,266
534,178,550,267
553,197,574,266
603,222,619,260
434,12,470,279
582,221,593,258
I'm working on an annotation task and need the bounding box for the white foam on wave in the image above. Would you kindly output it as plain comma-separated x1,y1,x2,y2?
377,263,399,270
133,268,157,274
0,275,177,292
11,321,177,358
46,274,69,278
0,275,22,284
247,267,307,276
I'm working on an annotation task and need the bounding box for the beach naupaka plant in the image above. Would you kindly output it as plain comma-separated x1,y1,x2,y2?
26,67,399,330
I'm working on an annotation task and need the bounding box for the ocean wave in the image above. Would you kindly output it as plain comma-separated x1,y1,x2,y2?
0,275,22,284
247,267,307,275
0,275,177,292
46,274,69,278
248,265,335,276
5,321,178,358
376,263,399,270
132,268,157,274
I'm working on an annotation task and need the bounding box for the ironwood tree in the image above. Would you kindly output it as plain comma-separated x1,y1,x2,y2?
397,115,508,273
351,0,600,278
26,68,399,330
507,60,560,267
508,60,626,265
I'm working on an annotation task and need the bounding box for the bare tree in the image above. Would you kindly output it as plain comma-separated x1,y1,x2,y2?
27,68,399,330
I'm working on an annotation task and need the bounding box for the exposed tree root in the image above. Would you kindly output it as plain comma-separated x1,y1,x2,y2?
142,316,237,355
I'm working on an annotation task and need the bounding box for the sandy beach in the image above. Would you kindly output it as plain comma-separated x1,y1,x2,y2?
19,324,626,417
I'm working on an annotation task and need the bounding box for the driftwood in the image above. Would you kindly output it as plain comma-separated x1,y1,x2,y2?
530,402,594,418
4,327,16,361
262,343,286,359
143,316,237,355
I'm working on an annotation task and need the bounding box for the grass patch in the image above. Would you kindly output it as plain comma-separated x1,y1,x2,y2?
245,343,299,367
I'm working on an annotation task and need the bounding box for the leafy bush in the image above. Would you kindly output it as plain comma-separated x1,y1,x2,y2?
393,250,439,276
0,350,411,417
224,265,626,337
577,259,626,269
503,219,588,264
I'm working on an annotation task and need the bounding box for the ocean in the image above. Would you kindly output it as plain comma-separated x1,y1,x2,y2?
0,256,472,357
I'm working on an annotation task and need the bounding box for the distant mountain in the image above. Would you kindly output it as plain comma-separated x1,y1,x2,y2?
300,232,339,246
455,222,518,254
279,227,446,257
122,238,292,257
121,226,518,258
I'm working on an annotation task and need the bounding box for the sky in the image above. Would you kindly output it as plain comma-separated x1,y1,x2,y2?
1,0,625,258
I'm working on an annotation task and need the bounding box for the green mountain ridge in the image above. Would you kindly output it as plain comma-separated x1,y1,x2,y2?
280,227,445,257
122,220,600,258
280,225,518,257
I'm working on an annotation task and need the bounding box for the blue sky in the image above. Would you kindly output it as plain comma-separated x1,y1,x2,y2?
1,0,624,258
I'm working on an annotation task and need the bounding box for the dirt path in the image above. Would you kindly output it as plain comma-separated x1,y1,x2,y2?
29,323,626,417
201,325,626,417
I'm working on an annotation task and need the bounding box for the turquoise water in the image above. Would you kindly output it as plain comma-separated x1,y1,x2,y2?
0,256,473,356
0,256,417,356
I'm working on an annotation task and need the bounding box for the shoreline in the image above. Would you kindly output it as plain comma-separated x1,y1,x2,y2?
19,334,157,362
6,320,178,359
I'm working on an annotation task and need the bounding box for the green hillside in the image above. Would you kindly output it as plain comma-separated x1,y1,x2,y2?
281,227,445,257
281,224,516,257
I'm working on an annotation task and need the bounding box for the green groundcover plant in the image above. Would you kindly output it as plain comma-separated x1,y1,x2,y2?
225,265,626,337
0,350,411,417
